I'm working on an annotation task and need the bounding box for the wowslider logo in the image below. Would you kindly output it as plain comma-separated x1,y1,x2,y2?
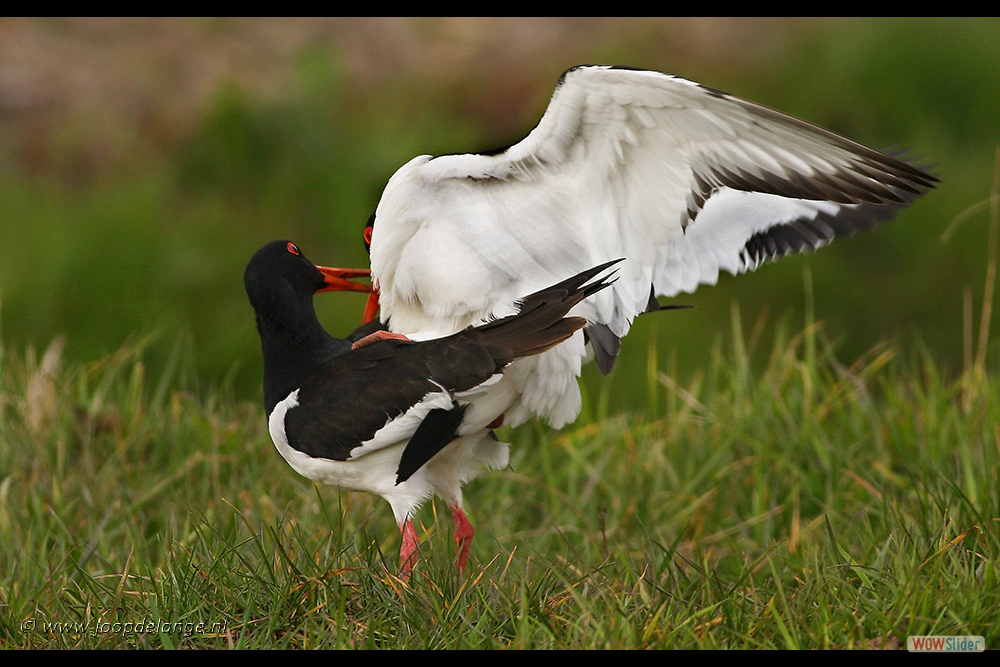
907,636,985,652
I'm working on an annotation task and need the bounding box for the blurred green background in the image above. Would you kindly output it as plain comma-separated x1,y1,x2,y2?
0,17,997,409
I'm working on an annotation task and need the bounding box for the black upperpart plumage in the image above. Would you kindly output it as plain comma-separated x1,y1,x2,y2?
245,240,619,479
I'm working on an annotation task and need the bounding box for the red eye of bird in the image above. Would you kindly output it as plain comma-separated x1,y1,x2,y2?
286,242,300,255
363,226,373,246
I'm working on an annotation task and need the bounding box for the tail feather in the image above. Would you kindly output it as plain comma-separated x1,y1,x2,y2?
473,260,622,360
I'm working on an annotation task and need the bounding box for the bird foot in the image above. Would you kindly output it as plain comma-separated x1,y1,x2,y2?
399,518,419,580
451,505,475,575
352,330,412,349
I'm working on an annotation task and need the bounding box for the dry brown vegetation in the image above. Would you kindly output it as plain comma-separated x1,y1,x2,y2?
0,17,821,180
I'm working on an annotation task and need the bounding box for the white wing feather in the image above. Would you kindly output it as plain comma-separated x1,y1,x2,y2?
368,65,934,426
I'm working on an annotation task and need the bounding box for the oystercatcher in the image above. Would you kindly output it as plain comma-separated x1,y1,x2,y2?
334,65,935,433
244,240,619,577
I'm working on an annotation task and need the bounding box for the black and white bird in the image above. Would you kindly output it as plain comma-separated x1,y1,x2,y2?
244,240,619,577
286,65,936,577
335,65,935,435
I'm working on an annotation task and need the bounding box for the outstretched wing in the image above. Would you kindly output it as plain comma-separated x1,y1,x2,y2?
370,65,936,345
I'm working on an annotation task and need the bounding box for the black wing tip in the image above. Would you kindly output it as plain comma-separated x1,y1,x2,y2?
547,257,625,298
877,146,941,187
470,259,625,361
578,257,625,295
395,405,467,485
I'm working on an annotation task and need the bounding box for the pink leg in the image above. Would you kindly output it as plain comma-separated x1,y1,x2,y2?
451,505,475,575
399,518,419,579
352,330,411,349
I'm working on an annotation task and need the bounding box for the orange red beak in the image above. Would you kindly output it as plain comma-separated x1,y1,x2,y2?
316,265,381,324
361,290,380,324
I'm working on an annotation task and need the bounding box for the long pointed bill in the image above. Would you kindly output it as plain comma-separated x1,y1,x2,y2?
316,265,381,324
316,265,372,294
362,290,380,325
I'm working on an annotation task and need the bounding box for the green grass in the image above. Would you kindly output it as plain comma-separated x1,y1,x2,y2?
2,311,997,649
2,17,1000,649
